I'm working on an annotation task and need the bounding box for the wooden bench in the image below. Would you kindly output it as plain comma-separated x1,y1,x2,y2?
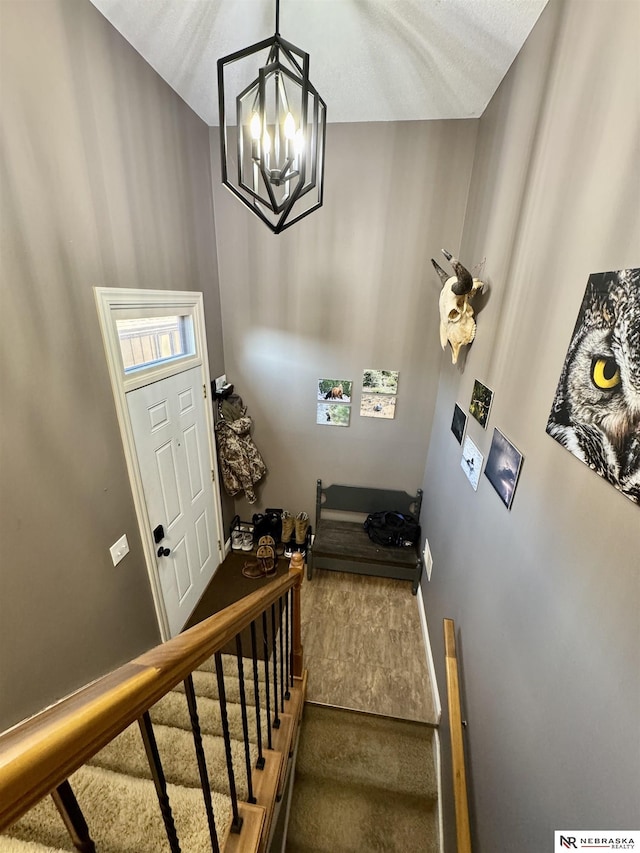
308,479,423,594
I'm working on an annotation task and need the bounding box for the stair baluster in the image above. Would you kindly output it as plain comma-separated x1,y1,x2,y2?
284,590,291,699
235,635,257,805
250,619,266,770
290,587,296,686
292,561,303,678
183,674,221,853
138,711,182,853
271,603,281,729
51,779,96,853
0,567,305,851
261,611,274,748
279,596,285,709
214,652,243,834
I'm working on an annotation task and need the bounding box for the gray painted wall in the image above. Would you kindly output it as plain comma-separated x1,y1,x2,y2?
211,120,478,524
2,3,638,849
0,0,224,731
420,1,640,850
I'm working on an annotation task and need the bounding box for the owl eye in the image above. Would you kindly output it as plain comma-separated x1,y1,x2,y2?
592,357,621,390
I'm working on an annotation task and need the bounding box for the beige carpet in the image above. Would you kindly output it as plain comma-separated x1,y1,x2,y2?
286,704,439,853
1,653,259,853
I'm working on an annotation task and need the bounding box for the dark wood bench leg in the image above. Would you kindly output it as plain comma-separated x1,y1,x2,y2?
412,557,422,595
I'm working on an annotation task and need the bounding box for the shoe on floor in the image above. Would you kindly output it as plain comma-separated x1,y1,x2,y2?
242,560,264,579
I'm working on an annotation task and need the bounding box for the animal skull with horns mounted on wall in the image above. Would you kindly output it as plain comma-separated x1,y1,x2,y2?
432,249,485,364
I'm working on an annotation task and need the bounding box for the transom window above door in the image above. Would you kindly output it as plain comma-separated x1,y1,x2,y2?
116,315,195,373
95,289,205,393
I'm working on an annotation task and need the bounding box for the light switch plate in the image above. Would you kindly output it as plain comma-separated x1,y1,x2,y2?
110,534,130,566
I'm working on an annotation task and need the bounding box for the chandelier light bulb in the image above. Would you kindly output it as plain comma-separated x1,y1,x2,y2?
250,112,262,140
284,112,296,140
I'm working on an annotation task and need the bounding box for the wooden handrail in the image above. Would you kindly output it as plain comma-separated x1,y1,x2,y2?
0,562,303,830
443,618,472,853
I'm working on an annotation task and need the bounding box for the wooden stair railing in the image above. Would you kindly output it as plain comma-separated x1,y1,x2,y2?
444,618,472,853
0,557,304,838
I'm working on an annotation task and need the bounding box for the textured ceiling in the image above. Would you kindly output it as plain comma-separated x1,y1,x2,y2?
89,0,548,126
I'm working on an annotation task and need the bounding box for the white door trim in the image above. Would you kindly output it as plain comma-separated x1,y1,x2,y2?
94,287,224,640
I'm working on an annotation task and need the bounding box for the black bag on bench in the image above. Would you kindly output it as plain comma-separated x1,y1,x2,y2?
363,511,420,548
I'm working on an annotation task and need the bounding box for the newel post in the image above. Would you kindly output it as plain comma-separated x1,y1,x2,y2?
289,552,304,678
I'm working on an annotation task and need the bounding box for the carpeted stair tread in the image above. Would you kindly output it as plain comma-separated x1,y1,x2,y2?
174,667,269,706
295,705,437,800
5,764,231,853
0,838,67,852
286,775,439,853
197,652,268,681
149,688,269,744
88,721,257,798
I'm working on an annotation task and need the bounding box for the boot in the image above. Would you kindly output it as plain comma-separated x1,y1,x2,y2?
294,511,309,554
281,511,295,557
242,560,264,579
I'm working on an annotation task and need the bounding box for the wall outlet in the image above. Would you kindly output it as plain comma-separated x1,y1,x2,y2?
423,539,433,581
110,534,130,566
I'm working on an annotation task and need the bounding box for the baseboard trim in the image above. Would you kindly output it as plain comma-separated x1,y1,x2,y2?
276,721,303,853
434,728,445,853
417,585,442,724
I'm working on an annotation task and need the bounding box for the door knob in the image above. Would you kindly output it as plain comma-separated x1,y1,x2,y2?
157,547,171,557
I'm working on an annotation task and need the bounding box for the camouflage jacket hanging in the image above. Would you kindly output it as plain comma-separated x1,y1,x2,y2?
215,395,266,504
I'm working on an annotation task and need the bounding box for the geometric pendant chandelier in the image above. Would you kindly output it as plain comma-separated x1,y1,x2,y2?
217,0,327,234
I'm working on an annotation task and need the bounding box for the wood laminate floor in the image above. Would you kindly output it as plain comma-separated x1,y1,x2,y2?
300,569,437,724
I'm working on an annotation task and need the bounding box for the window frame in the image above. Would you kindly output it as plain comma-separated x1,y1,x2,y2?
95,290,205,393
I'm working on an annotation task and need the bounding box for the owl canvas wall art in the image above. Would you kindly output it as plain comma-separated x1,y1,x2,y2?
546,268,640,505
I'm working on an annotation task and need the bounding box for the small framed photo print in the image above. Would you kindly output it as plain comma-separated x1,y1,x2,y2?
360,393,397,419
360,369,399,419
484,428,524,509
451,403,467,444
362,369,399,395
469,379,494,428
316,402,351,427
317,379,352,402
461,435,483,491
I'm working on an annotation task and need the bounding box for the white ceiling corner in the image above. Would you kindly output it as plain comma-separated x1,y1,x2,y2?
89,0,549,126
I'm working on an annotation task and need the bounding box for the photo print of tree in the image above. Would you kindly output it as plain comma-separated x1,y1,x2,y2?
469,379,494,428
360,369,399,419
546,268,639,505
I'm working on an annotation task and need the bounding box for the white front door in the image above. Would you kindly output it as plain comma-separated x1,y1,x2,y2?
127,366,220,636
